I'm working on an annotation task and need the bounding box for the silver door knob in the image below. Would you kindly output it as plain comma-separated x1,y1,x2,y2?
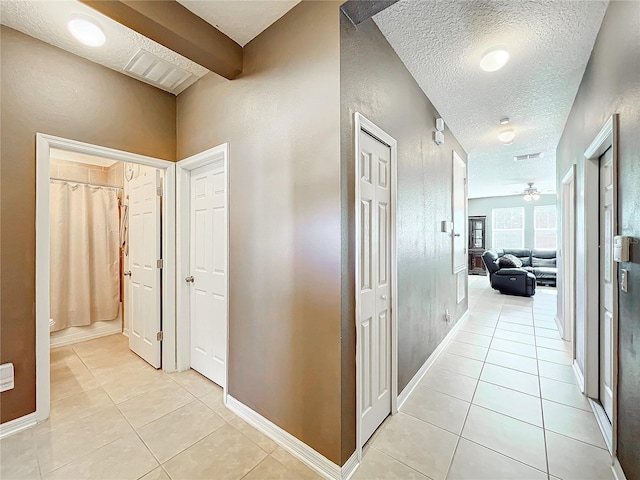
454,233,461,237
123,271,132,277
185,276,194,283
380,295,387,300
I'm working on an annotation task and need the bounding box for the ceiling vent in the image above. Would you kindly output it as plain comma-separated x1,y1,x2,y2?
514,152,544,161
124,49,194,94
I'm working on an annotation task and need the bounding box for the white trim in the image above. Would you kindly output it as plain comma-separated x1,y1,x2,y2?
612,456,628,480
35,133,176,424
176,144,230,398
451,151,467,274
0,413,37,439
353,113,398,463
341,451,359,480
573,360,586,393
560,164,576,344
397,310,469,409
226,395,348,480
589,398,613,453
580,115,619,454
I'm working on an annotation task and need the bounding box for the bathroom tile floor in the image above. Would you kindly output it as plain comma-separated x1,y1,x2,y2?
1,276,614,480
0,335,320,480
353,276,614,480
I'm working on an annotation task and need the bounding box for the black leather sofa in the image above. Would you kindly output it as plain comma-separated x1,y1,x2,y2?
482,248,557,296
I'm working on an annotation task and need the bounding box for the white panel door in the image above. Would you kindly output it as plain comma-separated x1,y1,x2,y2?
452,152,467,273
189,161,227,387
128,171,162,368
359,130,392,444
599,147,614,422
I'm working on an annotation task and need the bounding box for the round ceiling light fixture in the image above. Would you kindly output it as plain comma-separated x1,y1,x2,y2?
68,16,106,47
480,47,510,72
498,128,515,144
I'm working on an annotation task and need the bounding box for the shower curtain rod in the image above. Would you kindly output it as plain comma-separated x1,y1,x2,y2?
50,177,123,190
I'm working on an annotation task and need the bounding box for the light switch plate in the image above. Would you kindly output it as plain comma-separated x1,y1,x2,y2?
621,269,628,293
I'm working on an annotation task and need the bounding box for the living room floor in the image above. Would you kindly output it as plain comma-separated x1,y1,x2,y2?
353,275,614,480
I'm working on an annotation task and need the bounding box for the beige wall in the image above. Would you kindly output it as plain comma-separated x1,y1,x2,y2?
340,14,469,439
0,26,176,424
177,1,343,465
50,159,124,187
556,1,640,476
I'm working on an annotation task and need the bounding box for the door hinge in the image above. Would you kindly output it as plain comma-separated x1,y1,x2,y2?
157,259,163,269
157,331,163,341
157,186,163,197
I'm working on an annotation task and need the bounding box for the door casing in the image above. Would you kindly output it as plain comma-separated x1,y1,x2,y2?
354,113,398,460
175,144,230,400
560,165,576,343
35,133,177,422
577,114,618,454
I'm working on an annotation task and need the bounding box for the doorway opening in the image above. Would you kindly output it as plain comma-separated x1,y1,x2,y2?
354,113,398,458
560,165,576,343
578,114,618,453
35,133,177,422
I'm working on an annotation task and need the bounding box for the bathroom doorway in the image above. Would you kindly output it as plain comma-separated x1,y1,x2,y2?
35,133,177,422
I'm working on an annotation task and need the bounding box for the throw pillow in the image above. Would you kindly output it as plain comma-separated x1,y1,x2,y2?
498,254,523,268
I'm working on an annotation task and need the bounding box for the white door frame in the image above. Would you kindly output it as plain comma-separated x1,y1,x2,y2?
560,165,576,342
175,143,230,399
354,113,398,461
35,133,177,422
579,114,618,453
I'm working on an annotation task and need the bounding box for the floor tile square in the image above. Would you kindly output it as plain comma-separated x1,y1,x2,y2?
537,347,572,365
400,386,470,434
542,400,607,448
496,322,535,335
499,315,534,326
371,413,458,480
418,367,478,402
353,448,428,479
472,381,542,426
480,363,540,397
485,350,538,375
489,338,537,358
461,405,547,472
535,327,562,339
540,377,591,411
447,438,547,480
535,336,571,352
453,331,492,348
433,353,484,379
118,381,195,428
492,329,536,345
0,430,40,480
444,340,488,361
538,360,578,385
545,431,614,480
458,323,495,337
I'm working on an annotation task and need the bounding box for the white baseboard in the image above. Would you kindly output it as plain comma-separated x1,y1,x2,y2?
341,451,359,480
226,395,352,480
397,309,469,409
612,456,627,480
555,314,565,339
50,321,122,348
589,398,613,453
573,360,585,393
0,412,36,439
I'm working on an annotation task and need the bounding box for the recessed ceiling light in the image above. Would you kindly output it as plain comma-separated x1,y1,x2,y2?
498,129,515,144
68,17,105,47
480,48,510,72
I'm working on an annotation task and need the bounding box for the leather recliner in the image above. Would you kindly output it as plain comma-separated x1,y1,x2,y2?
482,249,537,297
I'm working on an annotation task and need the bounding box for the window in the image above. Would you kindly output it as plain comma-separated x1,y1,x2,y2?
492,207,524,248
535,205,557,249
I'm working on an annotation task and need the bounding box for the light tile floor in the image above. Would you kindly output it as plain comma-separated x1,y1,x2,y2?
0,334,320,480
354,276,614,480
1,277,615,480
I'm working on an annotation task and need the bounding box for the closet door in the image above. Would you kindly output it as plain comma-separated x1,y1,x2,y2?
128,171,162,368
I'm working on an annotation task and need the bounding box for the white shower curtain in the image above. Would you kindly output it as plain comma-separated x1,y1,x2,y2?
50,181,120,332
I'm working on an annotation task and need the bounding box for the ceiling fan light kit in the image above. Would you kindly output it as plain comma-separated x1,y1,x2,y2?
523,182,541,201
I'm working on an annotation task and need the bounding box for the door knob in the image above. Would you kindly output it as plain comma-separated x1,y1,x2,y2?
185,276,194,283
380,295,387,300
454,233,461,237
123,271,132,277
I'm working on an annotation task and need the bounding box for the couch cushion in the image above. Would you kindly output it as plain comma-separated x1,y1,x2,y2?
498,254,523,268
533,266,556,279
502,249,531,266
532,249,557,267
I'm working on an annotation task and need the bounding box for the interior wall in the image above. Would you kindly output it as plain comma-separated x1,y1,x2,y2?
176,1,344,465
0,26,176,424
555,1,640,477
340,13,469,428
468,194,557,249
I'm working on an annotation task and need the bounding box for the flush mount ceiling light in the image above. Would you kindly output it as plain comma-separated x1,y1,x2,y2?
523,182,541,202
500,117,510,125
498,128,515,144
68,16,106,47
480,47,510,72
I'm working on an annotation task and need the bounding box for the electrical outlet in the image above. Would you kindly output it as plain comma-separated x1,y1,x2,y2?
444,309,451,322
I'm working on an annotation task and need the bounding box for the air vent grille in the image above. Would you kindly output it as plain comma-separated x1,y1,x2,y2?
124,49,194,94
514,152,544,161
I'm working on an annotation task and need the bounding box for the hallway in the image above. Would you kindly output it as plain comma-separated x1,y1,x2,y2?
354,276,613,480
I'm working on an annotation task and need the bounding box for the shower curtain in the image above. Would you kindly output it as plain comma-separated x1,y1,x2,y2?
50,181,120,332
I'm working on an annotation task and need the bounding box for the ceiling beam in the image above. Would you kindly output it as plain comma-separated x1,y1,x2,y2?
80,0,243,80
341,0,401,25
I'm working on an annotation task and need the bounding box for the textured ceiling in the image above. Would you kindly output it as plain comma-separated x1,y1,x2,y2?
177,0,300,46
0,0,209,94
374,0,609,198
